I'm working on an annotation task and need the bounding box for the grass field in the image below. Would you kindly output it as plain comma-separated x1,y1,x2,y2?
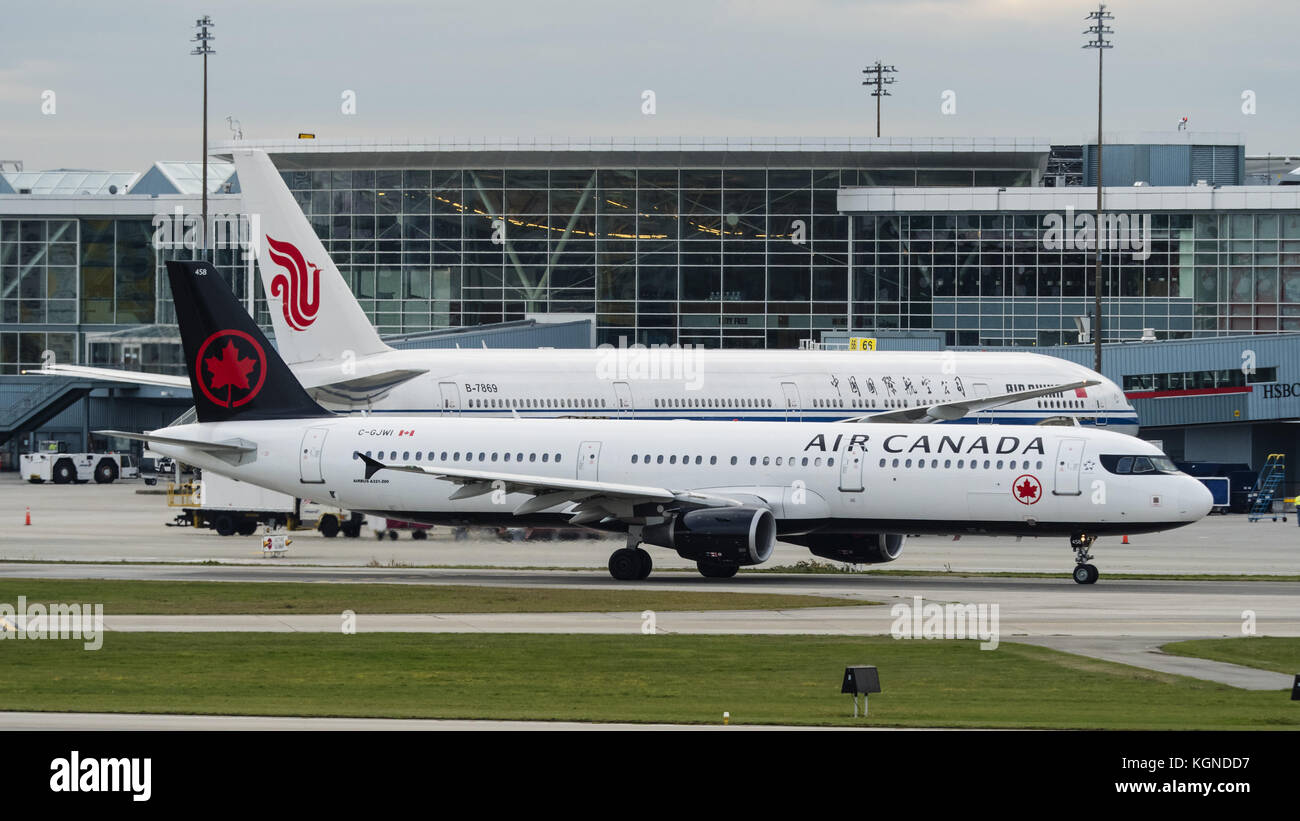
3,633,1296,728
0,578,864,615
1162,637,1300,676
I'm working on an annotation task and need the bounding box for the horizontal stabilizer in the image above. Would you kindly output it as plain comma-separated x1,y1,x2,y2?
305,368,429,404
97,429,255,454
28,364,190,389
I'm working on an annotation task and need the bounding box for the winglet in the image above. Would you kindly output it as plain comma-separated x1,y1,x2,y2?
355,451,386,480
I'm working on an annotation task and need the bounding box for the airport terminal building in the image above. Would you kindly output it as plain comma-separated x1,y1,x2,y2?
3,132,1300,478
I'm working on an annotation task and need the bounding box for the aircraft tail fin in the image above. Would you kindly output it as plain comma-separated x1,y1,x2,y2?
166,259,330,423
232,148,390,366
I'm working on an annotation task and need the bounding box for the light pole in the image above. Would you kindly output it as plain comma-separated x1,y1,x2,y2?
192,15,215,256
1083,3,1112,373
861,61,897,138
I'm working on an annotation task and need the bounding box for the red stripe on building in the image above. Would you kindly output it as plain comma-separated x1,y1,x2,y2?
1124,386,1253,400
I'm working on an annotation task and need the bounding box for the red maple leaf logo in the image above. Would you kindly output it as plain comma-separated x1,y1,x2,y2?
205,339,257,397
1015,477,1040,501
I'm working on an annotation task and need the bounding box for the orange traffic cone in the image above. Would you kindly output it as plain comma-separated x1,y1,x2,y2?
24,506,31,526
1121,534,1129,544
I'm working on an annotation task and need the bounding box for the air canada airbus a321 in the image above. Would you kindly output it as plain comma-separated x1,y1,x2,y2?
105,261,1212,584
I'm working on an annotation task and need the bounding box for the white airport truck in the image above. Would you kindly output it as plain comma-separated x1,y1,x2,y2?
172,470,363,537
20,440,139,484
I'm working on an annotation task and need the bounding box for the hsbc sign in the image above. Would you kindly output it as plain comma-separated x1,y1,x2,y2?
1261,383,1300,399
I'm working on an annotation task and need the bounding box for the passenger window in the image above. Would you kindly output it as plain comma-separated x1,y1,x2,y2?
670,455,677,465
555,454,561,463
762,457,770,466
879,458,886,467
996,460,1004,469
542,453,549,462
657,455,664,464
402,451,409,460
529,453,537,462
695,456,702,465
1037,461,1043,470
491,452,498,461
827,458,834,467
632,454,639,464
943,459,951,468
775,457,783,466
802,457,809,467
750,457,757,466
905,459,912,468
730,456,737,465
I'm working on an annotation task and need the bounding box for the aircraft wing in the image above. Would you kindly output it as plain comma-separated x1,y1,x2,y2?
842,380,1100,424
28,364,190,389
356,452,745,524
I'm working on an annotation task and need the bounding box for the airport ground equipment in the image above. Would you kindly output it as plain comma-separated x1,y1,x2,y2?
170,470,360,536
19,440,138,484
842,666,882,717
1248,454,1286,522
1196,477,1230,513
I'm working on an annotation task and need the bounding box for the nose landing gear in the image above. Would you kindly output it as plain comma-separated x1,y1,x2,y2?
1070,533,1099,584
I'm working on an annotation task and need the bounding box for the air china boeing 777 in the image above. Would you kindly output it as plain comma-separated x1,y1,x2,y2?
105,261,1211,584
53,149,1138,432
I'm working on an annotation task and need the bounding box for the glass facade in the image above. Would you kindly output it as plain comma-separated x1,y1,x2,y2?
3,149,1298,375
282,166,1033,348
850,211,1300,346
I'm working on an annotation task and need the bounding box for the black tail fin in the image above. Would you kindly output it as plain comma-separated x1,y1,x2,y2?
167,260,329,423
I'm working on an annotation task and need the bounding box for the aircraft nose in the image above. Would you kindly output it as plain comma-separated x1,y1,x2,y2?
1180,477,1214,521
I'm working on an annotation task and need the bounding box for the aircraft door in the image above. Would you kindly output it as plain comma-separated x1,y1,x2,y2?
838,439,865,493
613,382,633,417
299,427,328,484
438,381,460,415
1053,437,1085,496
577,441,601,481
781,382,801,422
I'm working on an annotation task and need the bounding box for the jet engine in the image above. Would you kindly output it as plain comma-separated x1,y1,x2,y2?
642,507,776,566
783,533,905,564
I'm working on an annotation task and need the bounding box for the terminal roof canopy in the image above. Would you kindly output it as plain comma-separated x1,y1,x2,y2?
129,161,238,195
0,169,140,196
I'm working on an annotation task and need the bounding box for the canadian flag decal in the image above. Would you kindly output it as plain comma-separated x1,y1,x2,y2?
398,429,416,437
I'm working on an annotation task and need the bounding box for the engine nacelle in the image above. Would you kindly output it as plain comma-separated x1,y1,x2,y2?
642,507,776,566
784,533,906,565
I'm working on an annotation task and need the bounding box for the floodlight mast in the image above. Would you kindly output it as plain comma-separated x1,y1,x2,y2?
192,15,216,256
861,61,897,138
1083,3,1113,372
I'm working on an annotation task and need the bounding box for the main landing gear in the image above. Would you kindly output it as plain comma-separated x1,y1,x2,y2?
1070,533,1100,585
608,529,653,581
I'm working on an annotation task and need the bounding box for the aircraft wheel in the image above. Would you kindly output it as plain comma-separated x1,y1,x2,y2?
634,548,653,580
608,548,642,581
1072,563,1099,585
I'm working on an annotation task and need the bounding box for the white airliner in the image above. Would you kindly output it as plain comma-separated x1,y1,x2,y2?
104,261,1211,584
48,148,1140,433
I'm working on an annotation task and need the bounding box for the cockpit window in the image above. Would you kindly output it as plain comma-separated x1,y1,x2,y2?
1101,454,1179,475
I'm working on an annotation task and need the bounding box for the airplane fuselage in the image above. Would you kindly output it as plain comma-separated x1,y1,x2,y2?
303,347,1140,434
155,416,1208,540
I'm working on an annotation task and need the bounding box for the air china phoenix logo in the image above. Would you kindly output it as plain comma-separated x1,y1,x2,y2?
265,235,321,331
196,329,267,408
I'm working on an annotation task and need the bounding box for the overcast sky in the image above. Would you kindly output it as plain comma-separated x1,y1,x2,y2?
1,0,1296,171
